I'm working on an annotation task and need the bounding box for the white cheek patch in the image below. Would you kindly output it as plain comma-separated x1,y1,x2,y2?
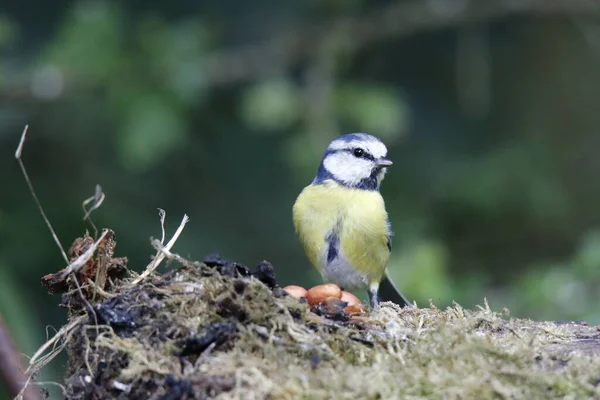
323,152,373,185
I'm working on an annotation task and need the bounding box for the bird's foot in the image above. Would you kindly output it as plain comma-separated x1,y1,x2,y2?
368,288,379,309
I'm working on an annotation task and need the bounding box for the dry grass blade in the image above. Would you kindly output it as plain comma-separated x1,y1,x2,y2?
14,125,27,159
20,317,84,400
82,185,106,238
27,316,86,367
132,212,189,285
15,125,69,264
152,240,189,265
157,208,166,244
51,230,109,280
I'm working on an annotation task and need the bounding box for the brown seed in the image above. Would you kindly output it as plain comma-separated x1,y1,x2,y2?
306,283,342,306
283,285,307,300
344,304,368,316
340,291,361,306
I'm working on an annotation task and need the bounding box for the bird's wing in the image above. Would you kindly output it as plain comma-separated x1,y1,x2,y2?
385,216,392,252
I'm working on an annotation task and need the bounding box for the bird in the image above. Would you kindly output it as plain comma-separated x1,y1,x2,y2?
292,132,412,309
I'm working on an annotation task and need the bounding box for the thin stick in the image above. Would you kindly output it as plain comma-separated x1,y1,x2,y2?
152,240,189,265
128,209,167,282
28,316,86,367
70,273,99,337
15,125,69,264
132,213,189,285
13,375,33,400
54,230,109,279
86,279,117,298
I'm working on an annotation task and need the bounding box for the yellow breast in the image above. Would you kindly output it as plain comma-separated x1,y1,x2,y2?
292,180,390,287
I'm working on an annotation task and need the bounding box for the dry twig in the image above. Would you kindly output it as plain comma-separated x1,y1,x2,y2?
132,211,190,284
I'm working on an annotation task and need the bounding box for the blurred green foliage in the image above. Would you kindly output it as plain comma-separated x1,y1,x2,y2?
1,1,600,397
241,79,303,132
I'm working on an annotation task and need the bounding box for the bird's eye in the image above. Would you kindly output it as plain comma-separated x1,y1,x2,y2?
353,148,364,158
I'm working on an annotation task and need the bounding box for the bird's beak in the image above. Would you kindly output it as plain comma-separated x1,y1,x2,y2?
376,158,393,167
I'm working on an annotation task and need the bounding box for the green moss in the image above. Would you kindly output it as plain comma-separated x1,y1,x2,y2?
42,254,600,399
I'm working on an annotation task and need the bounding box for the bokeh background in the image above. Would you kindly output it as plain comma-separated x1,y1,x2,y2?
2,0,600,397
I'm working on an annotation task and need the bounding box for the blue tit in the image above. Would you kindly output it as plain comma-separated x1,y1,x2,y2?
293,132,411,309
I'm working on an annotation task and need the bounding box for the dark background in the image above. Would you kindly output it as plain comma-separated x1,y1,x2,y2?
2,0,600,397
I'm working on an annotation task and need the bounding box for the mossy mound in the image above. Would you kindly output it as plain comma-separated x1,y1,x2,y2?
38,233,600,399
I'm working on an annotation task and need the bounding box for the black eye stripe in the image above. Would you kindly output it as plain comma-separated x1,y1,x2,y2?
347,148,374,160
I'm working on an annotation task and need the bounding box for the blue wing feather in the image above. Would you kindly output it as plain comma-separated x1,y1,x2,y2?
386,216,392,252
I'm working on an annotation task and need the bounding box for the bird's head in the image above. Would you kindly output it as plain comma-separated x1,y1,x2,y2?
313,133,392,190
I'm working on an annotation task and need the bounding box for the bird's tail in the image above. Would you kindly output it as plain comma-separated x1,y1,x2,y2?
378,274,412,307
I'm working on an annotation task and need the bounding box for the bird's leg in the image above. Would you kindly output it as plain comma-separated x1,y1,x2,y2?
368,288,379,309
